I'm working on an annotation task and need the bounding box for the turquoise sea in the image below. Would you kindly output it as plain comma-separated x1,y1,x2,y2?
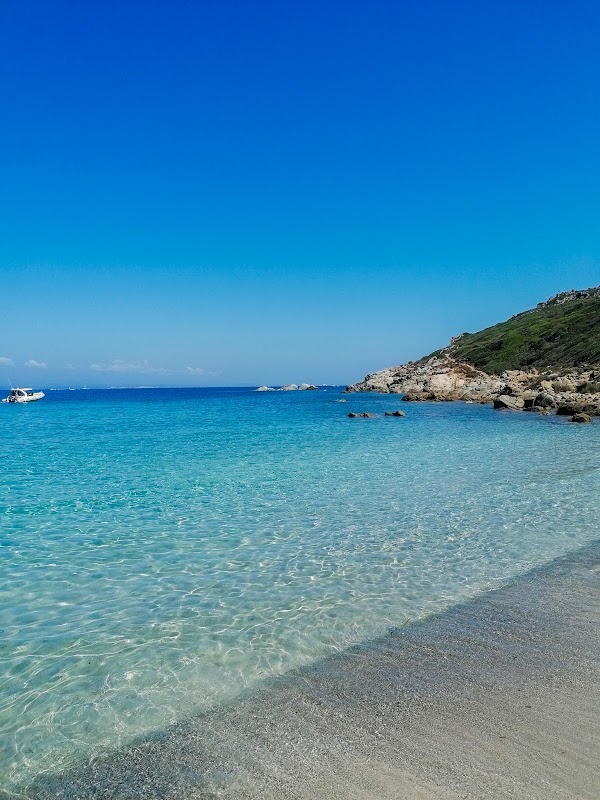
1,387,599,795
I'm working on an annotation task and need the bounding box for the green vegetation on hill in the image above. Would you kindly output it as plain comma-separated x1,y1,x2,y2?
447,291,600,374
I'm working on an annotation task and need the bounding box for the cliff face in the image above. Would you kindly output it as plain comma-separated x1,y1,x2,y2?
345,287,600,419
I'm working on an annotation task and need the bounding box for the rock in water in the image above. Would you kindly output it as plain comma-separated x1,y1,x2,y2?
570,413,592,423
493,395,525,410
401,392,430,402
256,386,275,392
556,403,584,416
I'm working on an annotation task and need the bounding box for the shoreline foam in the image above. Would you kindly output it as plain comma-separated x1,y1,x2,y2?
26,540,600,800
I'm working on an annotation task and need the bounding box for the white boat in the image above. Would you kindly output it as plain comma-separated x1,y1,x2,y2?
2,387,45,403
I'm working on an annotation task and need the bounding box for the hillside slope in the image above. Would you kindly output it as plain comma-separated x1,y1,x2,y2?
447,287,600,373
345,288,600,417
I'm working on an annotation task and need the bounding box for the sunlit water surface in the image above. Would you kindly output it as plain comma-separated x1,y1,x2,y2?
1,387,599,792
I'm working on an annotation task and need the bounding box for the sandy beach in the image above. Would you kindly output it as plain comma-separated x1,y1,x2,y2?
26,539,600,800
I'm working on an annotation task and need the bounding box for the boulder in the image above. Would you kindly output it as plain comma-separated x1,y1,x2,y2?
534,393,556,408
401,392,430,402
523,405,550,414
556,403,584,416
385,410,406,417
493,395,525,410
498,385,516,396
582,404,600,416
279,384,299,391
428,391,460,401
348,412,360,417
256,385,275,392
570,413,592,423
298,383,318,390
362,412,376,418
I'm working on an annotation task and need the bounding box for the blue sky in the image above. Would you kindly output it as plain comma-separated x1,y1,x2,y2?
1,0,599,387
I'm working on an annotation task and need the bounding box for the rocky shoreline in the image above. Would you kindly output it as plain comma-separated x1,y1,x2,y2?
345,354,600,422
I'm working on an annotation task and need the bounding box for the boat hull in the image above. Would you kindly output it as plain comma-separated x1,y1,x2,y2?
2,391,45,403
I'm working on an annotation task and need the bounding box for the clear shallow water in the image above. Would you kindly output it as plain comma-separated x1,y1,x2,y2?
1,387,599,792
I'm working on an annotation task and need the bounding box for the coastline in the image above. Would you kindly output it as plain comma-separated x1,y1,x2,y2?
27,540,600,800
344,286,600,419
345,354,600,422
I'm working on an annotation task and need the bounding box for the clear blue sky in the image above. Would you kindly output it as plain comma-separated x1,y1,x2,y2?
1,0,599,387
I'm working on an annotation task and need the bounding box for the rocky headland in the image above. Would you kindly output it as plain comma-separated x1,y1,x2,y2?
345,287,600,422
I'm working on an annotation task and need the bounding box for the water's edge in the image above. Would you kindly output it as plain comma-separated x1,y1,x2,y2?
22,537,600,800
3,390,599,795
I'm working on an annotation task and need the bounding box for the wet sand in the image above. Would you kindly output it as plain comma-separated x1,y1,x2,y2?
25,541,600,800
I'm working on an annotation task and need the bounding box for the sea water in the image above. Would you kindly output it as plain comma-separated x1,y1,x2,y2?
1,387,599,793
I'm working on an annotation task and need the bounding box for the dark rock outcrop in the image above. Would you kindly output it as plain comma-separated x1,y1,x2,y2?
556,403,584,416
534,393,556,408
